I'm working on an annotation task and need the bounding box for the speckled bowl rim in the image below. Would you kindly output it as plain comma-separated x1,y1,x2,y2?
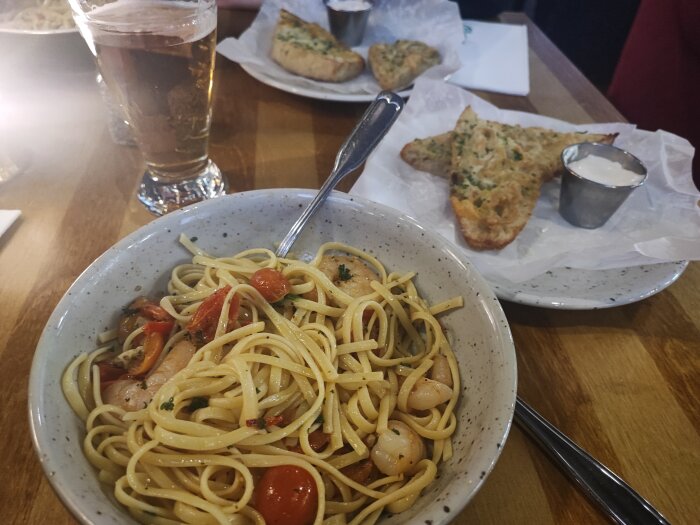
29,189,517,525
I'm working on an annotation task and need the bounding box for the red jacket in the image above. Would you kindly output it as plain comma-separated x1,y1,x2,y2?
608,0,700,189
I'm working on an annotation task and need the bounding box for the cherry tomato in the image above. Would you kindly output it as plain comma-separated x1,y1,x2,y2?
288,429,330,454
97,361,126,385
118,297,172,344
143,320,174,336
139,303,172,321
127,297,172,321
250,268,291,303
128,325,170,377
117,313,141,344
341,459,374,484
308,429,330,452
253,465,317,525
187,286,239,343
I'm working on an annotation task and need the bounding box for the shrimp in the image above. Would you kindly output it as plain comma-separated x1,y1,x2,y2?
318,255,377,298
407,377,453,411
102,340,196,411
370,420,425,476
430,354,453,388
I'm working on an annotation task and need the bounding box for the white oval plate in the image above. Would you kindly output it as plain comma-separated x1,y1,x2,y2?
0,26,77,35
29,189,517,525
241,62,411,102
490,261,688,309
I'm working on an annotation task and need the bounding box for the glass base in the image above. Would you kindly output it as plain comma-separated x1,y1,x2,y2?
137,160,227,216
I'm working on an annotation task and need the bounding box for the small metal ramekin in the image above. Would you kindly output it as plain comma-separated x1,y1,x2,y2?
324,0,373,47
559,142,647,229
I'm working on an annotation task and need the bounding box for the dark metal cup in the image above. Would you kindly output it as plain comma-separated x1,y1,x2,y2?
559,142,647,229
325,0,373,47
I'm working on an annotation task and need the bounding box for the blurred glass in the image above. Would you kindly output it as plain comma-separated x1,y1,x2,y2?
0,149,23,184
70,0,226,215
96,73,135,147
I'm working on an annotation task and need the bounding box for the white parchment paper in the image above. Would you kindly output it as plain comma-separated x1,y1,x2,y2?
216,0,464,95
351,77,700,283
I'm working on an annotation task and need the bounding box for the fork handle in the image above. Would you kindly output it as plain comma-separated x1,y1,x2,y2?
275,91,404,258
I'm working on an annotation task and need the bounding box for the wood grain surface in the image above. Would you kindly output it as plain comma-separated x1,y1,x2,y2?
0,9,697,525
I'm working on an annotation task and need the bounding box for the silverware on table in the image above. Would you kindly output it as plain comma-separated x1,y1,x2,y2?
276,90,404,258
515,397,670,524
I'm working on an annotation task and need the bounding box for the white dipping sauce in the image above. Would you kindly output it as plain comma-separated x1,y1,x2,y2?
568,154,644,186
327,0,372,12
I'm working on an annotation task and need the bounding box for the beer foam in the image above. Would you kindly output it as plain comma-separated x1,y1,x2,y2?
88,0,216,42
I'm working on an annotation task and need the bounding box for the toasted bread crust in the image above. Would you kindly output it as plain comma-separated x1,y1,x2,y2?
402,124,616,182
401,107,618,250
270,9,364,83
368,40,441,90
450,107,618,250
399,132,454,178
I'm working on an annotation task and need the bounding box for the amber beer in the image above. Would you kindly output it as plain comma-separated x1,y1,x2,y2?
89,1,217,181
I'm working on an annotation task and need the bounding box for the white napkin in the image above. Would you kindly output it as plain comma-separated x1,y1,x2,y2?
216,0,464,95
0,210,20,240
448,20,529,96
350,77,700,284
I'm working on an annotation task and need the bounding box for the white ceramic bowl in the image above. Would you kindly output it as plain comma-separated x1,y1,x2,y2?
29,189,516,524
0,27,94,73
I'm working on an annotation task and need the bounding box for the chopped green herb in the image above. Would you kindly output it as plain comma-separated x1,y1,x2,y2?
272,294,300,307
139,381,147,390
391,428,400,435
187,397,209,412
314,414,324,425
338,264,352,281
160,397,175,411
462,172,496,191
512,150,523,161
270,293,299,307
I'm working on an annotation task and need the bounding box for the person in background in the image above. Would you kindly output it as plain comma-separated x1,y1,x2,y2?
607,0,700,190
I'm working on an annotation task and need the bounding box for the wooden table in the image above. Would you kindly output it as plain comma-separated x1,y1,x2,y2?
1,9,697,525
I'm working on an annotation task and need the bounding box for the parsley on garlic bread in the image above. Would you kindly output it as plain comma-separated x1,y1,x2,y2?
401,107,618,250
270,9,364,83
368,40,441,90
399,132,454,179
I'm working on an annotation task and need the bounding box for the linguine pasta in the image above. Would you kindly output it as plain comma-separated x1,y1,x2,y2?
0,0,73,31
63,239,462,525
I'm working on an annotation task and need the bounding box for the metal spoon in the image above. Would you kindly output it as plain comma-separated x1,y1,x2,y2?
515,397,670,524
275,90,404,258
275,89,668,525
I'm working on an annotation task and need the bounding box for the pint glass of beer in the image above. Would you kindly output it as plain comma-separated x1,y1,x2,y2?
70,0,226,215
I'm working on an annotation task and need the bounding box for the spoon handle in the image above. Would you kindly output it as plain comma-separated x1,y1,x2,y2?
275,91,404,258
515,397,670,525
